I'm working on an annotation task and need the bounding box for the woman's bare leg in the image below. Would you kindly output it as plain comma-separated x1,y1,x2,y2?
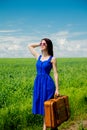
43,116,46,130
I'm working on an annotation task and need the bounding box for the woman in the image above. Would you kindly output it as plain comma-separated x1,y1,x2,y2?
28,38,59,130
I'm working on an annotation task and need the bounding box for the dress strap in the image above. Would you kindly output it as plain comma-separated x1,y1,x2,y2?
48,56,53,62
38,55,41,60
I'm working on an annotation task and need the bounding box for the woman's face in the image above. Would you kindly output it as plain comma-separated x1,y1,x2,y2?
40,40,47,51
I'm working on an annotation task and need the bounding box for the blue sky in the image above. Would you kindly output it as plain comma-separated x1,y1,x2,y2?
0,0,87,57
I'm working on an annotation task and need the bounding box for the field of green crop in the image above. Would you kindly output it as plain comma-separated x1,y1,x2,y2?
0,58,87,130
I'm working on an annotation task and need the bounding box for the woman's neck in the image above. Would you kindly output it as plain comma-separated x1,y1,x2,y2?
42,51,49,57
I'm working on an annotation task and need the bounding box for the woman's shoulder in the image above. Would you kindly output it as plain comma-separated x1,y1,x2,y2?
51,56,57,63
36,54,41,60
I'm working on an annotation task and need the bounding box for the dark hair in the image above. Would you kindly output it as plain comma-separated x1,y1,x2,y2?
41,38,53,56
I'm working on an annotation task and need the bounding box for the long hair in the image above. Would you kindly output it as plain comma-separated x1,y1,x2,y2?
41,38,53,56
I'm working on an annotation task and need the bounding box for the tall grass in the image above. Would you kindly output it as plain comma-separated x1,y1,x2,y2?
0,58,87,130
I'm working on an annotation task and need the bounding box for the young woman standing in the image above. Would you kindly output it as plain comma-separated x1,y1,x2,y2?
28,38,59,130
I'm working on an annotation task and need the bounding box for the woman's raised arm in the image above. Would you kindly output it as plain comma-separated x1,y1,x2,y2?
28,43,40,59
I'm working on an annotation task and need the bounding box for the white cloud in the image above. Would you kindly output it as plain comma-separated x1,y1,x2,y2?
51,31,69,39
50,31,87,57
57,38,67,45
8,45,20,51
71,32,87,37
0,30,21,33
0,30,87,57
51,30,87,40
0,35,40,57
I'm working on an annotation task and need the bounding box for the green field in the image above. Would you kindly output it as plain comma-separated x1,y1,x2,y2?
0,58,87,130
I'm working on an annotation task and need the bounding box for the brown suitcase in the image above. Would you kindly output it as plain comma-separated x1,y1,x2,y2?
44,95,70,128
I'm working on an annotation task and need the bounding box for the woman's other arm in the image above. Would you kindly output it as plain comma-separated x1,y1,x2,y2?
51,57,59,96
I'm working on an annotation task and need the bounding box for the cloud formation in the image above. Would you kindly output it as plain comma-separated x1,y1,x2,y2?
0,30,87,57
50,31,87,57
0,30,18,33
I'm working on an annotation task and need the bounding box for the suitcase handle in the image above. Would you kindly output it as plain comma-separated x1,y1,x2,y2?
54,94,62,99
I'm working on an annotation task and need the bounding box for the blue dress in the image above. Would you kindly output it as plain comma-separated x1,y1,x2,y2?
32,55,55,115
